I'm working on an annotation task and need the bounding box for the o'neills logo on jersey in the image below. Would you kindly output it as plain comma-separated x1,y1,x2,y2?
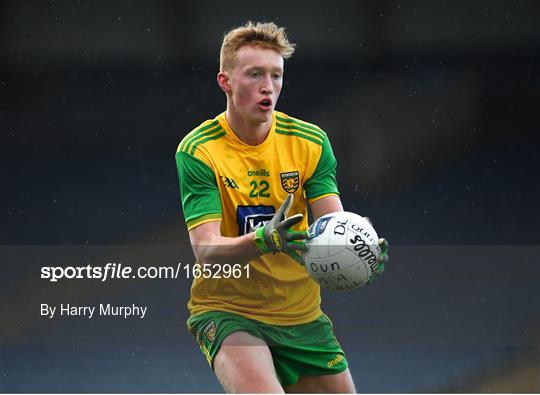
247,169,270,177
280,171,299,194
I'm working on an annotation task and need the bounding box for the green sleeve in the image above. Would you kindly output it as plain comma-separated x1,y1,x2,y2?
305,134,339,200
175,150,222,228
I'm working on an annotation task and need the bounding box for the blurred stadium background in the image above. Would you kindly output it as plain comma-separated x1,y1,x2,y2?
1,0,539,392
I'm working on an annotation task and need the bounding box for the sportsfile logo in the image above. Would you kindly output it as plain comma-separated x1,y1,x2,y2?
40,262,183,282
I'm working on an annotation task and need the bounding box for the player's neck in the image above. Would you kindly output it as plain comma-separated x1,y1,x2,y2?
225,109,272,146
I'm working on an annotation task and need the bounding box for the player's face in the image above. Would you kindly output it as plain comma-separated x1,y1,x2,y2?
228,45,284,124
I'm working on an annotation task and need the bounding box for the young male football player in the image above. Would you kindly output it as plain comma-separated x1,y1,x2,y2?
175,21,389,393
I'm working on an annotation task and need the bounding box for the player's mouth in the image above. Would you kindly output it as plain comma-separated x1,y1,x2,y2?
258,98,273,111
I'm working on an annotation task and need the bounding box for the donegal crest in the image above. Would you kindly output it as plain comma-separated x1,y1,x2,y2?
280,171,300,194
203,320,217,343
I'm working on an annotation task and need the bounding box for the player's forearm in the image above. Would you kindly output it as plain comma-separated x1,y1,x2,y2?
193,233,262,266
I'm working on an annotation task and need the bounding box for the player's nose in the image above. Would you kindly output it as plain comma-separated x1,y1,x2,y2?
260,75,273,94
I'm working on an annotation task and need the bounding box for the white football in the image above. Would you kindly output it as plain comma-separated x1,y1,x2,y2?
305,211,381,291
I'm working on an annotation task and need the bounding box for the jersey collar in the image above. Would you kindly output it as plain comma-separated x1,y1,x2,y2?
218,112,276,156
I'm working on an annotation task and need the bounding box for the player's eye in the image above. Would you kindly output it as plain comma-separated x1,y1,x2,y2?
272,73,282,80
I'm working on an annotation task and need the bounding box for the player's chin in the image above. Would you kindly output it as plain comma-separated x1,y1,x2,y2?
252,110,272,123
257,106,274,120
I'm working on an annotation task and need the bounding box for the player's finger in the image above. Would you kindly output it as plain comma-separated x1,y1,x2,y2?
378,238,389,254
275,194,294,221
286,231,308,241
375,263,385,275
280,213,303,229
288,240,307,251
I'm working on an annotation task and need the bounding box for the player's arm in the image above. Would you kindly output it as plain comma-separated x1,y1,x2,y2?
188,221,262,266
176,149,261,266
310,194,343,220
188,195,307,266
305,130,341,220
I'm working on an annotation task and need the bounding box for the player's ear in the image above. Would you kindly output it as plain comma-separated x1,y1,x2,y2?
217,71,232,93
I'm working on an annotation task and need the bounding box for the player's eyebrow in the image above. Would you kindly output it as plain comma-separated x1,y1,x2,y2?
245,65,283,73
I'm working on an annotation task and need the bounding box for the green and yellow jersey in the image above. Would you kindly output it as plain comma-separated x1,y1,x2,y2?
175,111,339,325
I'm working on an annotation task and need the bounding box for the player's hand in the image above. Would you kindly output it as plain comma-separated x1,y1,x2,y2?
363,216,389,285
367,238,389,285
254,194,308,264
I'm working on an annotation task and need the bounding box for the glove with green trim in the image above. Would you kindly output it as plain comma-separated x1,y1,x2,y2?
367,238,389,285
254,194,308,264
363,216,389,285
